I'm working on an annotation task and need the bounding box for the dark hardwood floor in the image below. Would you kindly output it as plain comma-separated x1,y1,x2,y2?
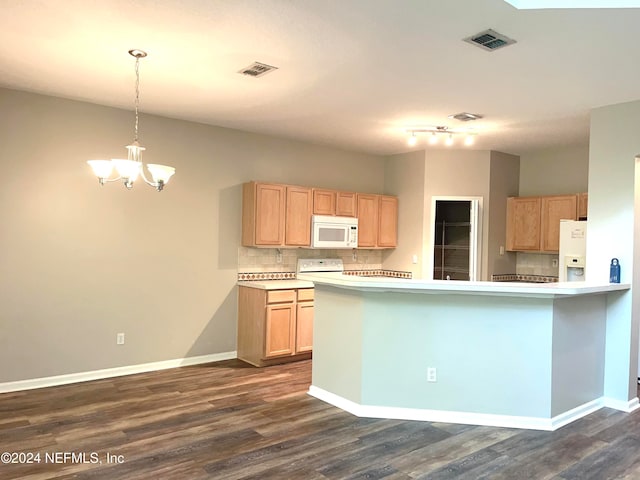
1,359,639,479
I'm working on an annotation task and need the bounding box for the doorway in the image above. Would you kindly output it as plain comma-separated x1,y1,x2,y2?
430,197,482,281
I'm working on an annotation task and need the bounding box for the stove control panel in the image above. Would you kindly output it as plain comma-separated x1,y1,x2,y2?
297,258,344,273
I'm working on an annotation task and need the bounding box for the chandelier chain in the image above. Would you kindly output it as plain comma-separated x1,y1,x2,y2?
134,55,140,143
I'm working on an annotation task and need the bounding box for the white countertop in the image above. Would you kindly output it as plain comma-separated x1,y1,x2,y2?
296,272,630,298
237,280,314,290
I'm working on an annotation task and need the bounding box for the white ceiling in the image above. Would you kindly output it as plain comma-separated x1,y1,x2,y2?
1,0,640,156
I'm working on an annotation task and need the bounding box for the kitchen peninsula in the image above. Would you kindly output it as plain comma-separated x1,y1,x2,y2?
296,273,632,431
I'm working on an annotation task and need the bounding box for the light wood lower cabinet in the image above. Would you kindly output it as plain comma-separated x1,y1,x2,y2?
295,288,314,352
238,286,313,367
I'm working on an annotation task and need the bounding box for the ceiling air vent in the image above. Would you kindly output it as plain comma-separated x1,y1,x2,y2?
448,112,483,122
238,62,278,78
463,29,516,52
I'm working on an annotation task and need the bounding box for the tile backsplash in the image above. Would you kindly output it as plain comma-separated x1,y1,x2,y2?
238,247,382,274
516,252,559,277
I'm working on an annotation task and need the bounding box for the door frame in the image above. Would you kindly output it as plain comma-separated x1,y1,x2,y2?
427,196,484,281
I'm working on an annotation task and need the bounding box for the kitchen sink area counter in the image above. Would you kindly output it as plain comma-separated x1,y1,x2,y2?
303,273,634,431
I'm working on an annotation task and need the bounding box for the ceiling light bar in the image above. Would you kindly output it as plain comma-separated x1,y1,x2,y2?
405,126,478,147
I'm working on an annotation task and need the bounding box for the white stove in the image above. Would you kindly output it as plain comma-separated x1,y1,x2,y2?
297,258,344,274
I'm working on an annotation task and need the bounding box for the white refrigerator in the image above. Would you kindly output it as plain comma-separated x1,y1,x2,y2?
558,220,587,282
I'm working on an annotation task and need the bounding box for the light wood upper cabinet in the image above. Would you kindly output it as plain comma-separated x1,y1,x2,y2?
243,181,395,249
378,195,398,248
242,182,311,247
506,197,542,251
312,189,336,216
577,192,588,219
312,189,357,217
242,182,285,246
357,193,398,248
285,186,312,246
506,193,579,253
540,195,577,252
357,194,379,248
335,191,357,217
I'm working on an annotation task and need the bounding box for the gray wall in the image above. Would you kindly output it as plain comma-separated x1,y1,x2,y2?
381,149,519,280
519,145,589,196
382,150,426,278
0,88,385,383
587,99,640,402
423,150,492,280
488,151,520,277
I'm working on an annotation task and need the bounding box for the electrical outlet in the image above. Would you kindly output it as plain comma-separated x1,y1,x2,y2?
427,367,437,382
276,250,283,264
552,259,559,267
116,333,125,345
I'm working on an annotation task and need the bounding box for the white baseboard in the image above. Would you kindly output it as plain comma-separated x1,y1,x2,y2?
0,351,237,393
308,385,609,431
549,398,603,430
603,396,640,413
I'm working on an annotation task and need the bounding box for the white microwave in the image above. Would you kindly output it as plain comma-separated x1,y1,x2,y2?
311,215,358,249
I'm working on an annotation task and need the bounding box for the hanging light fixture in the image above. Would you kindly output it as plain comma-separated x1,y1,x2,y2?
405,126,478,147
87,49,175,191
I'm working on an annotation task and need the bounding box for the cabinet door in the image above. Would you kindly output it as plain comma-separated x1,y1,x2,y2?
377,195,398,248
254,183,285,246
541,195,577,252
506,197,541,251
357,194,379,247
313,189,336,215
336,192,357,217
285,186,312,246
295,301,313,353
577,192,588,219
265,304,295,358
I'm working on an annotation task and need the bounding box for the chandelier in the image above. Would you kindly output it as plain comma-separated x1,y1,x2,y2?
406,126,477,147
87,50,175,191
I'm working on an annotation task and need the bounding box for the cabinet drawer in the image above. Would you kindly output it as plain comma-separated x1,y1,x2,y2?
297,288,314,302
267,289,296,304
